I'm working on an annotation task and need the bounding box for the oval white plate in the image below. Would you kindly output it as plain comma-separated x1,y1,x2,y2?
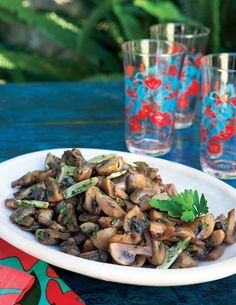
0,148,236,286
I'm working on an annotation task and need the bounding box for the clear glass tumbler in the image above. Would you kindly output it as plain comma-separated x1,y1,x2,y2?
122,39,186,156
200,53,236,179
150,23,210,129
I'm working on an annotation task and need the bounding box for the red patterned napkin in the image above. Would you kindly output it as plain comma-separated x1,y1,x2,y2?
0,238,86,305
0,264,34,305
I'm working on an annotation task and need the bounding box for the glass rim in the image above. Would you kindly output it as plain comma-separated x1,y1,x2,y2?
121,39,187,57
150,22,210,39
201,53,236,73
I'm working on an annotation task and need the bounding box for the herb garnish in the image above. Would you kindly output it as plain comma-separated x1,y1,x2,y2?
149,189,209,222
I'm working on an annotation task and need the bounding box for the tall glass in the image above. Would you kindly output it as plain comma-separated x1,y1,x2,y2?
200,53,236,179
150,23,210,129
122,39,186,156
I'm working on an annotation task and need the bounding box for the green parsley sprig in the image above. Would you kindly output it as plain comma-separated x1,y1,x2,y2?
149,189,209,222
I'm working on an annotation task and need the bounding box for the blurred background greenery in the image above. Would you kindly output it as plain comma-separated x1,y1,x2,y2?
0,0,234,83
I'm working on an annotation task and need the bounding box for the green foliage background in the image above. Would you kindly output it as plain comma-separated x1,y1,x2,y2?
0,0,235,83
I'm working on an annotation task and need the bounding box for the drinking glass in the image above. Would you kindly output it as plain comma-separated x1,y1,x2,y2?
122,39,186,156
150,23,210,129
200,53,236,179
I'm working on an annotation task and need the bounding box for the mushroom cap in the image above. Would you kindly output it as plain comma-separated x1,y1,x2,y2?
96,192,125,217
224,209,236,244
80,250,108,262
102,178,128,200
148,240,166,266
96,157,124,176
171,251,198,268
206,229,225,247
108,243,152,265
206,245,225,261
92,227,117,250
83,186,101,215
126,173,147,193
187,213,215,240
109,232,142,245
149,221,175,241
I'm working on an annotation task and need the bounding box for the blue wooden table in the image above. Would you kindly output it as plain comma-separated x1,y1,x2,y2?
0,82,236,305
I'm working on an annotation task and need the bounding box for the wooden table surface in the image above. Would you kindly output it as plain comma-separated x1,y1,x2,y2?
1,82,236,305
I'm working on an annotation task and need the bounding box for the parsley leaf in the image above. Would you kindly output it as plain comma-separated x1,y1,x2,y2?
149,189,209,222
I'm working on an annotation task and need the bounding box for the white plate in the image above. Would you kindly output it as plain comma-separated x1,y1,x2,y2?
0,148,236,286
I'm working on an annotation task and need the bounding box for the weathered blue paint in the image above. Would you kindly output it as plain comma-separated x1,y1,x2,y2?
0,82,235,305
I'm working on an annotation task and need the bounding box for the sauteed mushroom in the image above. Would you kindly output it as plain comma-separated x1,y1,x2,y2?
96,156,124,176
108,243,152,265
6,149,236,269
224,209,236,244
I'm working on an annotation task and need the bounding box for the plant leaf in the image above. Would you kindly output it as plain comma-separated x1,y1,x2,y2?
134,0,191,22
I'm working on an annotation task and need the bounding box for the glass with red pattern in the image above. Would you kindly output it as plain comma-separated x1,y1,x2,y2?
150,23,210,129
122,39,186,156
200,53,236,179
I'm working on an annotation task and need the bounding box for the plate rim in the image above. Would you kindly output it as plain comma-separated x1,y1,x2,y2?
0,147,236,286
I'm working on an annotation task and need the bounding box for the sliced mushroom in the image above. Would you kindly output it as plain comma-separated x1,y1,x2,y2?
61,149,85,166
112,172,129,191
73,164,93,182
123,206,149,235
164,184,178,197
14,185,36,200
78,213,100,223
21,222,43,232
83,186,101,215
126,173,147,193
102,178,128,200
144,230,166,266
57,202,79,232
37,208,65,232
92,227,117,250
186,213,215,240
79,222,99,237
5,198,19,209
83,239,96,252
130,187,156,211
45,152,61,170
109,243,152,265
206,245,225,260
224,209,236,244
10,207,35,227
206,229,225,247
124,200,136,212
96,192,125,217
109,232,142,245
12,170,56,188
98,216,124,229
36,228,70,244
174,226,195,240
187,243,207,261
96,156,124,176
129,162,158,180
130,256,146,267
73,232,87,244
80,250,108,262
149,221,175,241
149,210,175,226
171,251,198,268
45,177,63,202
60,238,80,256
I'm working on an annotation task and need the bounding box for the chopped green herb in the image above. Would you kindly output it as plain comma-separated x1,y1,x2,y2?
17,199,49,209
87,153,117,164
63,177,98,199
149,189,209,222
